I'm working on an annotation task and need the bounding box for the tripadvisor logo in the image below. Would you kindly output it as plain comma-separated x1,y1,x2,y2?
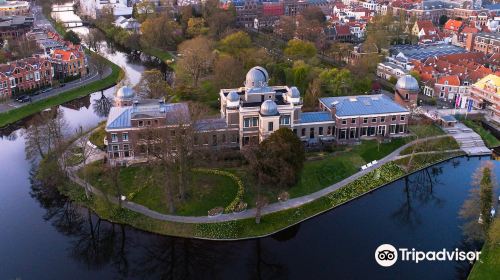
374,244,481,267
375,244,398,267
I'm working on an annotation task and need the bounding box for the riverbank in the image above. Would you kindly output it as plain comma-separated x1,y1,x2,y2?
59,140,465,240
468,241,500,279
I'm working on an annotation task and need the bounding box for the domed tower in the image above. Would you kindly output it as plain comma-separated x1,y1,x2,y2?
115,86,135,107
245,66,269,88
260,99,278,116
395,75,419,109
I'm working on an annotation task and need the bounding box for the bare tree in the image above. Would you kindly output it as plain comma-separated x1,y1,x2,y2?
134,69,171,99
75,126,97,199
176,36,215,88
90,52,108,79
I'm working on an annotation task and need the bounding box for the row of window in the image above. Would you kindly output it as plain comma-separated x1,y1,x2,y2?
111,132,129,142
340,115,406,125
243,115,291,128
194,133,238,146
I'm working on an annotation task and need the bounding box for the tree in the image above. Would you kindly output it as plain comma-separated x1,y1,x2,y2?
275,16,296,41
202,0,236,38
134,69,171,99
304,78,321,110
140,12,181,50
97,5,115,28
93,91,112,118
25,108,67,162
213,54,245,89
90,52,107,79
460,161,497,242
176,36,215,87
75,126,97,199
83,29,105,52
439,15,449,26
300,6,326,23
284,39,317,61
318,68,353,96
218,31,252,56
64,30,81,45
186,18,209,38
251,128,305,189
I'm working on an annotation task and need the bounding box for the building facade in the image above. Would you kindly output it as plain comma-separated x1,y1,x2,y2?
105,67,410,162
0,56,53,98
470,75,500,122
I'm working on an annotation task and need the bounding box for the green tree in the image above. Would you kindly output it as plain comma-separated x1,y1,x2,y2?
63,30,81,45
187,17,209,37
284,39,317,60
439,15,449,26
319,68,353,96
219,31,252,55
252,128,305,189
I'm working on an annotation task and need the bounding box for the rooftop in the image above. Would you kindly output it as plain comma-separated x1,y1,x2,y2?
299,112,334,124
319,94,409,117
391,44,467,61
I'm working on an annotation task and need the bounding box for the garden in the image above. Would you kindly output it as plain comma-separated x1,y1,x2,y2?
460,118,500,148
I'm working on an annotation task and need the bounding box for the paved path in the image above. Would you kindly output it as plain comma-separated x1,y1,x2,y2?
442,122,492,156
66,135,456,224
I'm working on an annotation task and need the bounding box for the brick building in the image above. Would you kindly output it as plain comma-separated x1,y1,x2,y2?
50,48,88,80
105,67,410,162
0,56,52,98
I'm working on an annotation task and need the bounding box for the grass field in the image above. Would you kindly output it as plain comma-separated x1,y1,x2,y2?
81,162,239,216
400,136,459,155
408,124,445,138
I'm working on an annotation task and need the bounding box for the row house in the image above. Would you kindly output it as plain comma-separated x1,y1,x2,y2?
0,1,30,17
105,66,410,163
50,48,88,80
0,56,52,98
472,32,500,55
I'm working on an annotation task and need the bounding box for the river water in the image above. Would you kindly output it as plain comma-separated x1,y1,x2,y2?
0,9,497,280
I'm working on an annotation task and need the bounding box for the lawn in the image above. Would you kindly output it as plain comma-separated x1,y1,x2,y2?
468,243,500,280
400,136,459,155
142,46,174,63
0,60,122,128
80,162,239,216
288,138,408,198
462,119,500,148
408,124,444,138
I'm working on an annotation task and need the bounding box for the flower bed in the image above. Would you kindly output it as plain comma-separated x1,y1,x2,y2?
193,168,245,213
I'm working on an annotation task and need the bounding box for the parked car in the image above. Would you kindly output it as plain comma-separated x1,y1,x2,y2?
41,87,52,93
16,95,31,103
33,91,41,95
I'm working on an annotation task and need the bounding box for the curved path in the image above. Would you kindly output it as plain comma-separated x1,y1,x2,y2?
66,135,458,224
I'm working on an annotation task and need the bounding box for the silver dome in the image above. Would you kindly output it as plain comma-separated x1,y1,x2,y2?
289,87,300,98
245,66,269,88
227,91,240,102
116,86,134,99
396,75,419,92
260,99,278,116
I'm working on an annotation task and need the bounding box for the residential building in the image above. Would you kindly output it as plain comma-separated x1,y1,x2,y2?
472,32,500,55
105,66,410,162
470,75,500,122
50,48,88,80
0,56,52,98
78,0,131,19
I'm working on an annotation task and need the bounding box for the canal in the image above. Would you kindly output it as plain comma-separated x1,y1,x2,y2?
0,9,496,280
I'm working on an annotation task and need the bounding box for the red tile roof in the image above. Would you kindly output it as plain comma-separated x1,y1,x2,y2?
444,19,462,31
437,75,460,86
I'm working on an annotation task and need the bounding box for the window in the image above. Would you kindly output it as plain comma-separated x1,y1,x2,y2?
244,118,251,128
327,126,332,135
391,115,396,121
212,135,217,146
124,151,130,157
123,144,129,151
399,124,405,133
351,118,356,124
342,119,347,125
243,136,250,146
368,126,376,136
252,117,258,127
400,115,406,121
138,121,144,127
363,118,368,124
378,125,386,135
301,128,306,137
111,133,118,142
319,127,323,135
268,122,274,131
231,134,238,143
293,128,297,135
361,127,368,136
339,129,347,139
112,145,119,151
380,117,385,122
280,115,291,125
122,133,128,141
390,124,396,134
146,120,151,126
371,117,377,123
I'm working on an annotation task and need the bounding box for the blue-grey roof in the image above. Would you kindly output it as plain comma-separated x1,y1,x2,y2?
299,112,334,123
319,94,409,117
106,107,132,129
390,44,467,61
